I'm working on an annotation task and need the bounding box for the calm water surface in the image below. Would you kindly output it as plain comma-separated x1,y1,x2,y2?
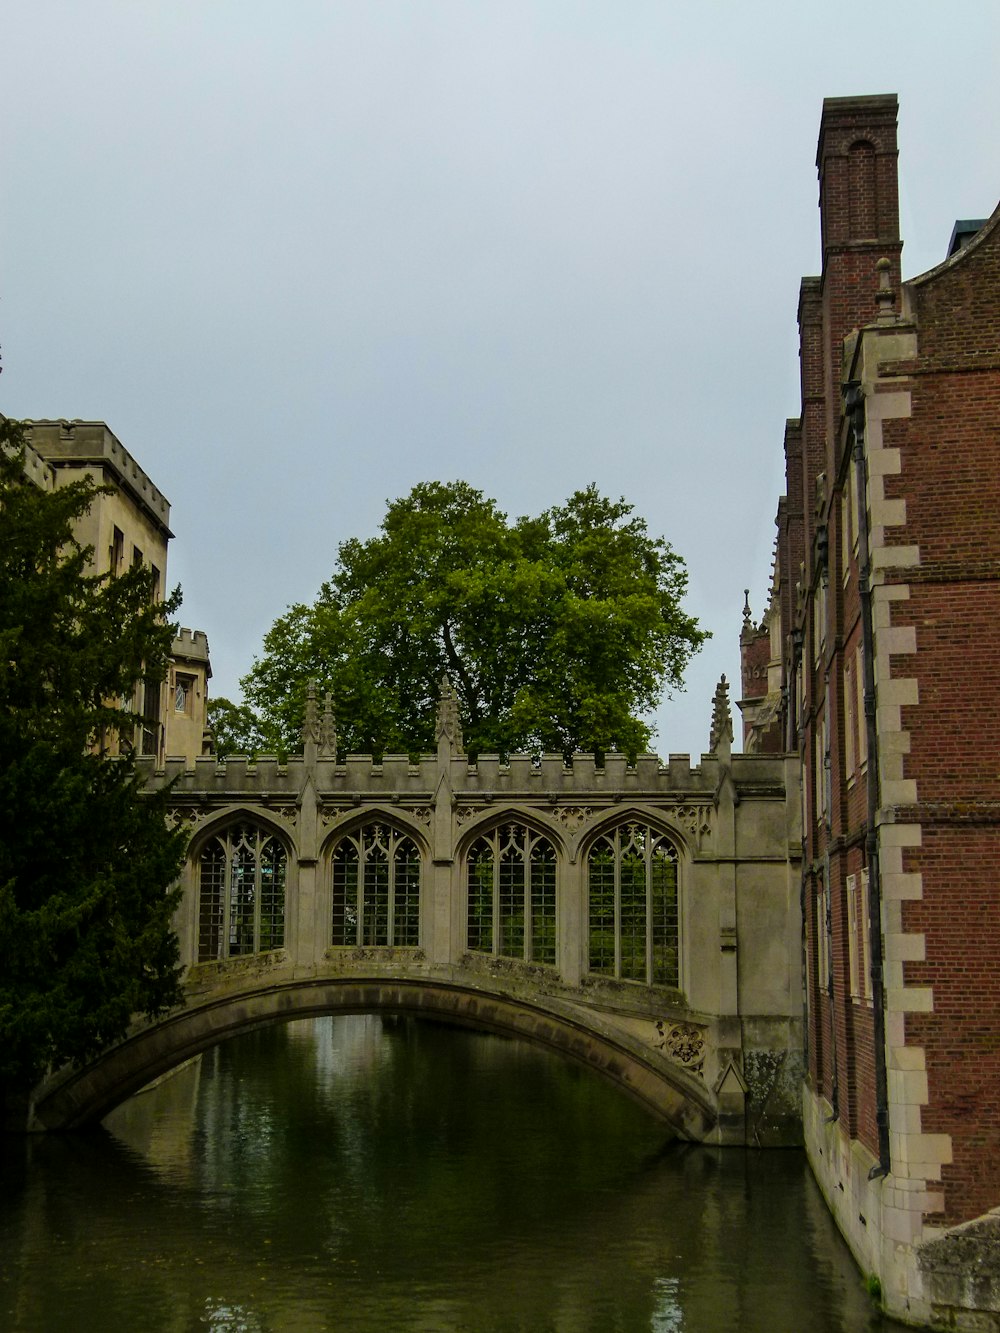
1,1016,909,1332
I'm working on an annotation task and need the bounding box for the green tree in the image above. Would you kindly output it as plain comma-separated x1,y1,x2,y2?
0,419,187,1103
205,696,270,759
240,480,707,759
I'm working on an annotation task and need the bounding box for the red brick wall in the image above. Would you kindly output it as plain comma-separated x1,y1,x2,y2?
882,215,1000,1223
798,96,902,1157
740,630,770,703
782,102,1000,1218
904,825,1000,1223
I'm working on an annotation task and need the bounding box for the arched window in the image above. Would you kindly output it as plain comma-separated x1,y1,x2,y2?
587,822,678,987
467,823,556,966
198,823,286,962
331,823,420,947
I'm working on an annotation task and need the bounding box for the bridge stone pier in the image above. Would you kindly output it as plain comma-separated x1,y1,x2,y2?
30,679,804,1144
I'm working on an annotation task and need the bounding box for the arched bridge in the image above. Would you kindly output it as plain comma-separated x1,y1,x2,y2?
30,681,804,1144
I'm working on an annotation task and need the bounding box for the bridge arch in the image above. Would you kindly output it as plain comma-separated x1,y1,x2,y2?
28,974,717,1139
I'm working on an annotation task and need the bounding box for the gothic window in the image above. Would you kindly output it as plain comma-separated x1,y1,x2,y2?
175,673,195,714
331,823,420,947
587,822,679,987
198,823,286,962
466,823,556,966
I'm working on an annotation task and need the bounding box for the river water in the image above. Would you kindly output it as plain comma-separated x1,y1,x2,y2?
1,1016,909,1333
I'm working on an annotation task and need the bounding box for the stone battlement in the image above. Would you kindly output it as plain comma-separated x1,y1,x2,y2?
137,747,788,801
24,419,172,532
171,627,211,662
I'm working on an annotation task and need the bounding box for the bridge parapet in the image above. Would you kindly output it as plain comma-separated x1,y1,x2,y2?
152,747,788,795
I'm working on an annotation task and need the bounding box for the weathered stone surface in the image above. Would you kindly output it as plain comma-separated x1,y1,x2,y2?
918,1211,1000,1329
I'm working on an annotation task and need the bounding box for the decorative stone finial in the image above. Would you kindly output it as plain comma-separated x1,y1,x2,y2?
319,692,337,760
875,256,896,323
742,589,753,631
301,680,321,748
710,674,734,754
436,674,464,755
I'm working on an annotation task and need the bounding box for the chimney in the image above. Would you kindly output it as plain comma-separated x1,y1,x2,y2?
815,94,903,490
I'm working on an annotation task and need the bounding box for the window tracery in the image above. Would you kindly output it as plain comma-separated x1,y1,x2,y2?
198,823,286,962
587,822,679,987
466,823,556,966
331,823,420,947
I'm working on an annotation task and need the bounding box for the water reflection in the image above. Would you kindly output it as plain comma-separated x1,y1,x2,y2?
0,1016,908,1332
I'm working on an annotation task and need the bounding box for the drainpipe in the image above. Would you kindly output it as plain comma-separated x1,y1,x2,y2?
790,627,809,1076
845,381,891,1179
823,674,838,1124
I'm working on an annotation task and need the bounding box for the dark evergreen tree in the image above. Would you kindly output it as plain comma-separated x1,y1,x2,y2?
0,418,186,1103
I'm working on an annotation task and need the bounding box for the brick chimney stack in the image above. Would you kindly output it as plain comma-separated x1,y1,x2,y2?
815,94,902,478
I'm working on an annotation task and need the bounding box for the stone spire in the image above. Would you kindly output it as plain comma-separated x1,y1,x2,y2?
710,674,734,757
319,691,337,760
436,674,464,758
301,680,321,751
740,589,755,643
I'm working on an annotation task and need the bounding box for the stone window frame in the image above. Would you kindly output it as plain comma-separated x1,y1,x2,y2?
196,820,287,962
583,818,681,989
174,672,196,714
463,819,558,967
329,820,422,949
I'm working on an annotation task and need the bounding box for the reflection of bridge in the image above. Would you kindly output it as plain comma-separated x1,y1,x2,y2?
31,680,803,1143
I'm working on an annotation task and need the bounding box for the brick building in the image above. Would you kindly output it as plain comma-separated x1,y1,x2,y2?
741,95,1000,1325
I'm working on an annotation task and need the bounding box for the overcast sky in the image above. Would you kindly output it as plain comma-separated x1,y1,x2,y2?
3,3,998,758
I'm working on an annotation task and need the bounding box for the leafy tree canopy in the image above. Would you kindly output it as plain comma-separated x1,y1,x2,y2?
227,480,707,760
0,418,186,1100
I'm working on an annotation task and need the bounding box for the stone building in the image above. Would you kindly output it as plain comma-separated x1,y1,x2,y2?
166,626,212,764
18,418,211,766
30,678,806,1153
741,95,1000,1326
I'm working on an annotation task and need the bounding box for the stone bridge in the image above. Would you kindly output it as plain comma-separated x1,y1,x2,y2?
30,681,804,1144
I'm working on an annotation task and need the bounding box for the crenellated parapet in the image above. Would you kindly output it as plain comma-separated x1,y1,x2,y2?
171,626,211,663
140,744,791,863
141,746,788,801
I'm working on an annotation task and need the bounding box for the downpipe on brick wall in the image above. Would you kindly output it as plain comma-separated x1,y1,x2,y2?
823,676,838,1125
846,381,891,1180
814,509,840,1124
789,627,810,1078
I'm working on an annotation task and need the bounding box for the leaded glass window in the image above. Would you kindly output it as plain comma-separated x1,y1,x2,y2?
330,824,421,947
466,824,557,966
198,823,287,962
587,823,679,987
